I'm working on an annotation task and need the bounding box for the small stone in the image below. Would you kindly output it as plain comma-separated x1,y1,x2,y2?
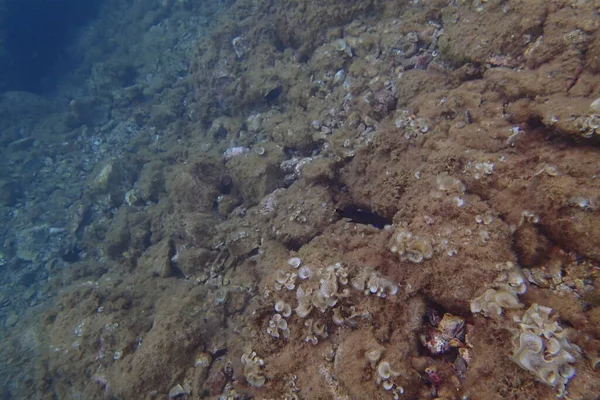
287,257,302,268
124,189,138,206
333,69,346,85
371,89,397,117
168,383,188,398
590,97,600,113
246,113,263,132
5,312,18,328
195,352,212,367
223,146,250,160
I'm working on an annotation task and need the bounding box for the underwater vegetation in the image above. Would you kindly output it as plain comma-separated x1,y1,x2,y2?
0,0,600,399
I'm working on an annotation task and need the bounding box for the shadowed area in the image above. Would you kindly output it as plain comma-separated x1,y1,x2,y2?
0,0,101,92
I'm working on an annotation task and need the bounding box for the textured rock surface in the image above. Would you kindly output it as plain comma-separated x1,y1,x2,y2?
1,0,600,399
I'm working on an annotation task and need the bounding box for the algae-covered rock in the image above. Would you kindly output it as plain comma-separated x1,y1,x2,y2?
271,119,316,153
69,96,112,127
225,143,285,205
267,183,337,247
149,104,177,128
103,207,152,260
175,247,214,276
225,228,261,259
108,294,212,399
136,161,166,203
9,1,600,399
87,158,139,207
16,225,49,262
103,208,131,259
138,237,176,278
166,155,226,213
89,60,138,92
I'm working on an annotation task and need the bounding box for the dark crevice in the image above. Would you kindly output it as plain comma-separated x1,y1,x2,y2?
264,86,283,105
211,347,227,359
284,239,302,252
335,206,391,229
169,264,187,279
62,245,81,263
522,116,597,148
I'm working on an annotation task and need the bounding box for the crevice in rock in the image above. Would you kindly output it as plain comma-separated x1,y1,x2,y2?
62,245,82,263
284,239,303,252
335,206,392,229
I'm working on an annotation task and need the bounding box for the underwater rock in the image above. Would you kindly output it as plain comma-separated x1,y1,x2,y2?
7,137,35,151
223,146,250,161
168,383,189,398
246,113,263,133
86,158,138,207
16,225,49,262
135,160,165,203
268,184,337,246
232,36,249,58
149,104,177,128
226,144,284,204
371,89,397,118
138,238,176,278
69,96,112,127
10,1,600,400
225,229,260,259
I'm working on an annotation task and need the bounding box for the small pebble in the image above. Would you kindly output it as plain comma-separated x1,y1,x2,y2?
590,97,600,113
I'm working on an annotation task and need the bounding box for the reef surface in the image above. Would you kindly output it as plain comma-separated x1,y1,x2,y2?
1,0,600,399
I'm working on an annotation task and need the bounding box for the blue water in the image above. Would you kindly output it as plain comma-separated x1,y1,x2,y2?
0,0,101,93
